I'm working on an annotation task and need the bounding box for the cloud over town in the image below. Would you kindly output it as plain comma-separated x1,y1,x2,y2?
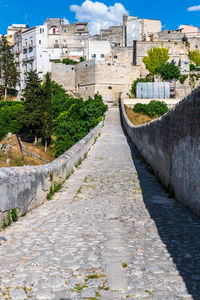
70,0,128,34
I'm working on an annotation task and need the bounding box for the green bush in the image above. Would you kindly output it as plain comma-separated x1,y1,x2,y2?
159,63,180,80
133,100,168,117
190,64,196,71
0,102,24,141
179,74,188,84
131,78,152,97
53,93,107,157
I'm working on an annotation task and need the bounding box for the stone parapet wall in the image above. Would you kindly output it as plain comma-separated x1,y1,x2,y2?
120,87,200,215
0,122,103,226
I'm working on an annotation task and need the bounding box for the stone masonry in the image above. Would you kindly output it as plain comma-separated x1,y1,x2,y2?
121,85,200,216
0,108,200,299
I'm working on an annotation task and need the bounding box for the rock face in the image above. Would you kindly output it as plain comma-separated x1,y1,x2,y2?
121,86,200,216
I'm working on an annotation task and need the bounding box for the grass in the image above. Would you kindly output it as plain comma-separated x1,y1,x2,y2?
124,105,156,126
47,181,63,200
145,290,153,295
122,262,128,268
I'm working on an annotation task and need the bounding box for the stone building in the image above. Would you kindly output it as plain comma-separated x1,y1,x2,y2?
100,26,123,47
46,18,89,62
52,59,140,102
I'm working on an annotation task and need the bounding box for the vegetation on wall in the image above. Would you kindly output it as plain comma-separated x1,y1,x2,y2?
142,47,170,75
55,57,85,65
179,74,188,84
133,100,168,118
131,77,153,97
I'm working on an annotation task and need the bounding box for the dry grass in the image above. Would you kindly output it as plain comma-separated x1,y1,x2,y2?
0,134,55,167
124,105,156,126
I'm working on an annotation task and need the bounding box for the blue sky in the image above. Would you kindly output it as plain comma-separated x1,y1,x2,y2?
0,0,199,34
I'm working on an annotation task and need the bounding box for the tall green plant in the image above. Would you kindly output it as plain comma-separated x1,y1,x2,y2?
0,36,18,99
22,70,44,143
142,47,170,75
42,73,53,151
189,50,200,66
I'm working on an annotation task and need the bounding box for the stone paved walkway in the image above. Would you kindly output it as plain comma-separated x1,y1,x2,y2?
0,108,200,299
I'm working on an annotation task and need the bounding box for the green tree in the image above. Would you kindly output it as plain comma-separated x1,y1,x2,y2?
159,63,180,80
42,73,53,151
143,47,170,75
189,50,200,66
0,35,18,99
131,77,152,97
22,70,44,143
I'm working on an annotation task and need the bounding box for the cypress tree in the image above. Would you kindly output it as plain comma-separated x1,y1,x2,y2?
42,73,53,151
0,35,18,99
22,70,44,143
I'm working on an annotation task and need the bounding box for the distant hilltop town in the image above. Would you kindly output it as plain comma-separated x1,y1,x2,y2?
1,15,200,101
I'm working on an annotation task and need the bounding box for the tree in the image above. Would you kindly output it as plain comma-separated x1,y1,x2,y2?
22,71,44,143
159,63,180,80
189,50,200,67
0,36,18,99
42,73,53,152
131,77,152,97
142,47,170,75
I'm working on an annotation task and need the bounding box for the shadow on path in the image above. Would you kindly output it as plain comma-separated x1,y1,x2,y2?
123,127,200,300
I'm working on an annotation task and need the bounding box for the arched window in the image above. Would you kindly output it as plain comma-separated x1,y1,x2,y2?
49,26,58,35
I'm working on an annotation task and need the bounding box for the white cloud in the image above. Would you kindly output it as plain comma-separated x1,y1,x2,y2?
63,18,69,24
188,5,200,11
70,0,128,34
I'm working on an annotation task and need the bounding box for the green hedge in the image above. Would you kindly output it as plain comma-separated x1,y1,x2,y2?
133,100,168,117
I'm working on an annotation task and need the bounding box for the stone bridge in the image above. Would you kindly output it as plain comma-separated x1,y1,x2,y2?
0,104,200,299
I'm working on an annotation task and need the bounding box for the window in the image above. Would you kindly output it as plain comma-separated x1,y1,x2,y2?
114,55,118,59
196,45,198,49
63,29,67,33
39,40,41,44
101,54,104,58
108,86,112,90
91,54,96,58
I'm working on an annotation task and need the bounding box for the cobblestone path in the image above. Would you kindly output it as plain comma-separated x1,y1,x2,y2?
0,108,200,299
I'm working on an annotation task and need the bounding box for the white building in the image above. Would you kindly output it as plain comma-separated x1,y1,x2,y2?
21,24,49,88
123,15,161,46
88,40,111,60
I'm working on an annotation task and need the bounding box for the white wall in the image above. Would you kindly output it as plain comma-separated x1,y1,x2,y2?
88,40,111,61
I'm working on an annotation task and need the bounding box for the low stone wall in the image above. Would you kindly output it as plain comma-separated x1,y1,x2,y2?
0,122,103,227
120,87,200,216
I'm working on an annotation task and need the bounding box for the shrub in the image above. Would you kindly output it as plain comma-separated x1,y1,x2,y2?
133,100,168,117
159,63,180,80
179,74,188,84
53,93,107,157
131,78,152,97
190,64,196,71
